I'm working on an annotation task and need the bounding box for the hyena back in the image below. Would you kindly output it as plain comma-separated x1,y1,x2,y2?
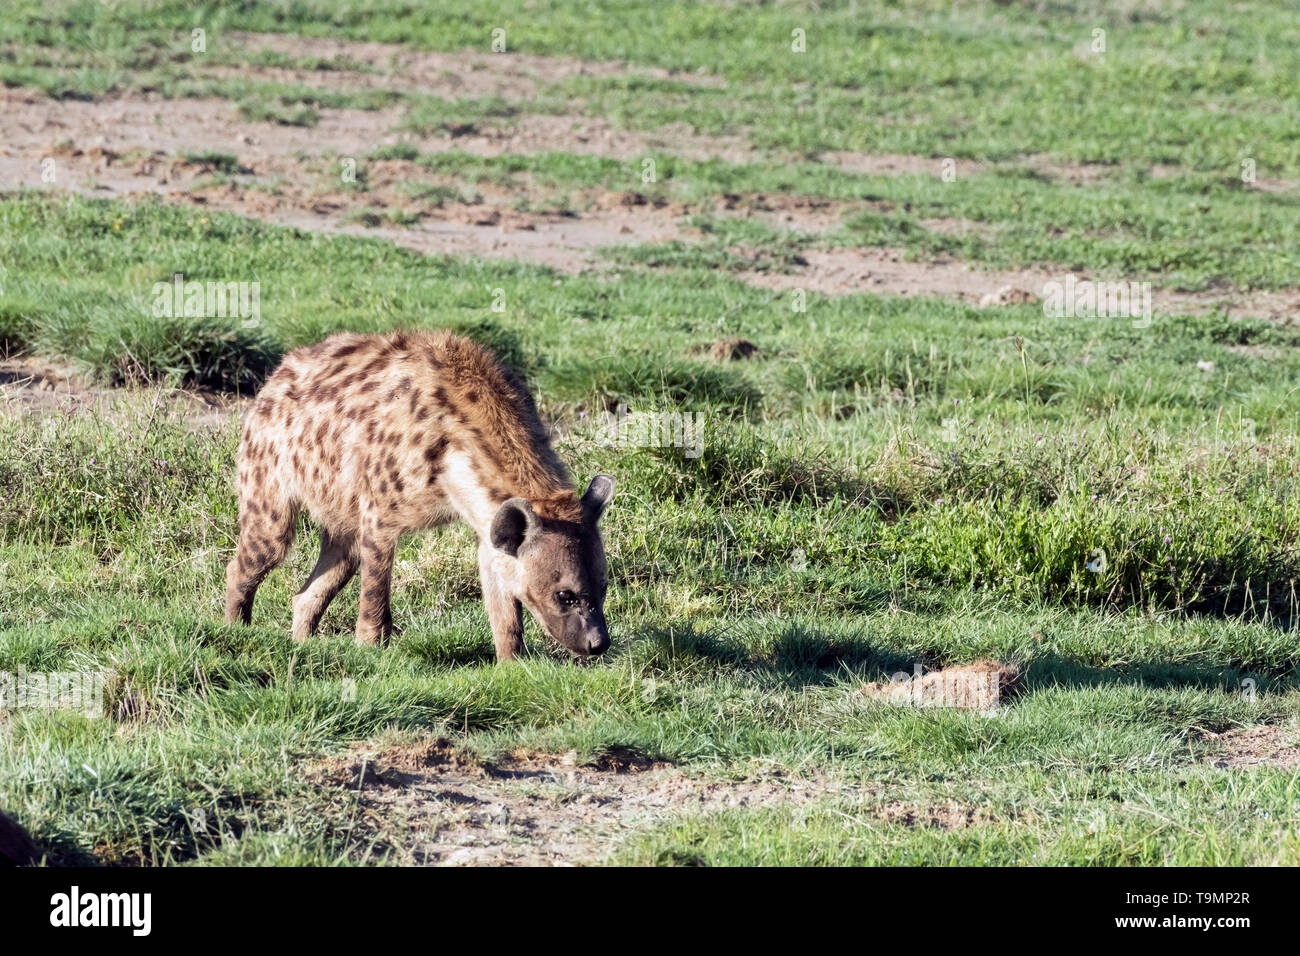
225,330,614,659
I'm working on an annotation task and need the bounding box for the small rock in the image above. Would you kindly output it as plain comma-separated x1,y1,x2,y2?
1197,360,1216,373
444,846,480,865
979,285,1038,307
710,338,760,361
471,805,510,826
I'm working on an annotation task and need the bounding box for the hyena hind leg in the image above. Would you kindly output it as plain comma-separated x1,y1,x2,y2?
225,497,299,626
292,529,359,641
355,518,399,647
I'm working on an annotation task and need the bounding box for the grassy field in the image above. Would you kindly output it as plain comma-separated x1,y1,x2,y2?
3,0,1300,866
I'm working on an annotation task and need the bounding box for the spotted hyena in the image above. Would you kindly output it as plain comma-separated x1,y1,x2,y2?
224,330,615,659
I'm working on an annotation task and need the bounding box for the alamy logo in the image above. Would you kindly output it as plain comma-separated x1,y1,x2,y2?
882,665,1005,711
0,667,107,718
859,662,1014,714
592,403,704,458
151,272,261,328
50,887,151,936
1041,274,1152,328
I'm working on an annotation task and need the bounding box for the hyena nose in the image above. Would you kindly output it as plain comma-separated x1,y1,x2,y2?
587,631,610,655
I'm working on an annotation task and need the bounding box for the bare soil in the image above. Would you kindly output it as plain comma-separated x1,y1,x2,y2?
1206,724,1300,771
742,248,1300,319
874,801,992,829
224,31,732,98
0,87,698,270
308,737,862,865
305,737,1001,865
820,152,986,178
228,33,1246,194
0,356,238,425
3,35,1298,316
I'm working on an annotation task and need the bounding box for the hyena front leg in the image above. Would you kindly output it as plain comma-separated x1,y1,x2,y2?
225,492,298,626
477,540,525,661
355,511,397,646
292,529,359,641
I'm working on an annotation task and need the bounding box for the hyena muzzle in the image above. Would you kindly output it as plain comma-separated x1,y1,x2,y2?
224,330,615,660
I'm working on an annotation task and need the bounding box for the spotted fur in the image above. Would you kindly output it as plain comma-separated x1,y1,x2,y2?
224,330,615,658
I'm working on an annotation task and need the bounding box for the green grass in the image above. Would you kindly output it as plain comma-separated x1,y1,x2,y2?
6,0,1300,174
3,192,1300,864
416,150,1300,291
3,0,1300,866
236,96,321,127
179,150,245,174
397,95,521,136
4,3,1300,292
3,192,1300,614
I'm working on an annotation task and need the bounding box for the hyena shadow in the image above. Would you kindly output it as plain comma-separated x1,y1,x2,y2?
631,620,915,688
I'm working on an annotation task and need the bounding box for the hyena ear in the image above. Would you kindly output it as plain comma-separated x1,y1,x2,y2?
490,498,539,556
581,474,616,524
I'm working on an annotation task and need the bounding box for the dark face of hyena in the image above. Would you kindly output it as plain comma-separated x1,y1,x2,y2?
490,476,614,656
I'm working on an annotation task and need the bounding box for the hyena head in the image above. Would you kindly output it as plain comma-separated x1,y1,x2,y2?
489,475,616,657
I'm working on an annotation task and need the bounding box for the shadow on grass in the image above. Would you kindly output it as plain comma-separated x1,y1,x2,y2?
1016,654,1299,697
32,800,255,868
625,620,913,689
622,616,1300,696
23,830,100,867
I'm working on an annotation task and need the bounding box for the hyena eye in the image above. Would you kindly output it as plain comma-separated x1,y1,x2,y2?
555,590,579,608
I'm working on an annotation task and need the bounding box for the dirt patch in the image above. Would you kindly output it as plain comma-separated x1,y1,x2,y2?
0,87,401,172
819,152,986,179
444,113,758,165
5,81,1300,317
0,356,238,425
874,800,986,830
742,247,1300,320
1206,724,1300,771
0,356,107,416
312,737,481,788
0,87,702,269
1023,157,1122,186
176,156,688,268
1252,177,1300,195
710,191,857,232
308,737,849,865
268,201,681,272
570,743,673,773
226,31,730,98
744,248,1045,299
0,85,750,183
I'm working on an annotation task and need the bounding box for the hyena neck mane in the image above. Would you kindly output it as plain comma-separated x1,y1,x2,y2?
418,331,581,529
